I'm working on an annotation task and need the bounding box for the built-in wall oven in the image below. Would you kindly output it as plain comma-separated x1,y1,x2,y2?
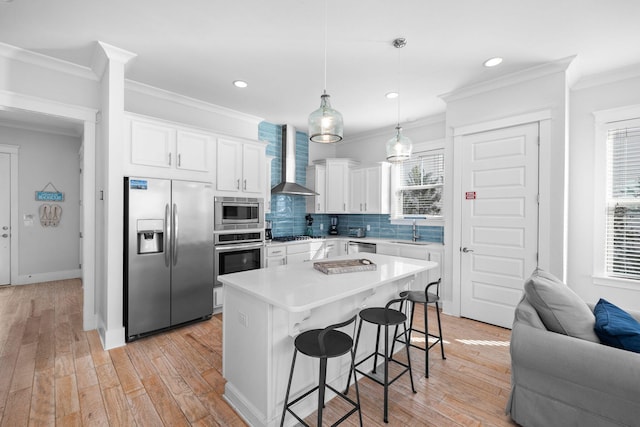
214,231,264,288
214,196,264,230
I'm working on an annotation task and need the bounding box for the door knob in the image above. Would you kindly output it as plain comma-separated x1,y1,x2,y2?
2,226,7,230
461,247,474,253
2,234,8,238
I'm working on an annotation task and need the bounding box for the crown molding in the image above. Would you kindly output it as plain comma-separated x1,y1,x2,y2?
572,62,640,91
125,79,264,126
91,41,137,79
0,117,82,138
0,89,98,123
0,41,97,81
440,56,576,104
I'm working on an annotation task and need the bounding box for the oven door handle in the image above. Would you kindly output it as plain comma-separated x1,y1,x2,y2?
215,242,264,252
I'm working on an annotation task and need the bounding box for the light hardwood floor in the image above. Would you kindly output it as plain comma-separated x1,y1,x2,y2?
0,279,517,426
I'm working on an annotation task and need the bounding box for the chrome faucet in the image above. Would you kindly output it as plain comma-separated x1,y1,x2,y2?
412,219,420,242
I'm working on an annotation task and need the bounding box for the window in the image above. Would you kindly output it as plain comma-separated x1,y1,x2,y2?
391,149,444,219
605,119,640,279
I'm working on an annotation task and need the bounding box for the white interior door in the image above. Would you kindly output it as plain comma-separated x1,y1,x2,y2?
0,153,11,285
460,122,539,328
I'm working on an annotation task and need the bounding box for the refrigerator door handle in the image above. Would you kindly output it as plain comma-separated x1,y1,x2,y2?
164,203,171,267
172,203,179,266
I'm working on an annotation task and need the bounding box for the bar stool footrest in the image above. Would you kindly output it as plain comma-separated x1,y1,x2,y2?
283,383,360,427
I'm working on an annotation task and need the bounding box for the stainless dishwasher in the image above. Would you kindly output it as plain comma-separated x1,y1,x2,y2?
347,241,377,254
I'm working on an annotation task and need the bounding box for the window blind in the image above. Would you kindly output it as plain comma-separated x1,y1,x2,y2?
606,124,640,279
393,150,444,217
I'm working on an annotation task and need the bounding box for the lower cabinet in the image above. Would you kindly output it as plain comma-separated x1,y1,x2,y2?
265,246,286,268
213,286,224,314
286,241,325,264
324,240,343,258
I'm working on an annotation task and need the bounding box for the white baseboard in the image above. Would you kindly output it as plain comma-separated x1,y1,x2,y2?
17,269,81,285
100,325,126,350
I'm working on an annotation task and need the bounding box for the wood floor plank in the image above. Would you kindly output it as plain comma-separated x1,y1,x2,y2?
54,374,80,419
10,342,37,393
1,387,31,427
78,384,109,427
29,368,55,426
127,390,164,427
139,376,189,427
101,385,136,426
109,346,144,395
0,278,519,427
150,352,209,423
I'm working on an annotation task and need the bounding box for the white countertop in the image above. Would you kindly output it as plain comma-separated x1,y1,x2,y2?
264,236,443,248
218,253,437,312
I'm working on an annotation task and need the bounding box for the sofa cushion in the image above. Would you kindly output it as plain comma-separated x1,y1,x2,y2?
594,298,640,353
524,269,600,343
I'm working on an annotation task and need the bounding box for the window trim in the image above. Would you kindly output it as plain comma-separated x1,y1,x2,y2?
390,139,445,226
593,105,640,286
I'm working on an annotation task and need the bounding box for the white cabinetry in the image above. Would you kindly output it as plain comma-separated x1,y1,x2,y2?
216,138,266,195
312,159,358,213
124,114,213,179
349,163,390,214
213,286,224,314
286,241,325,264
426,247,443,283
306,164,326,213
265,246,286,268
324,239,343,258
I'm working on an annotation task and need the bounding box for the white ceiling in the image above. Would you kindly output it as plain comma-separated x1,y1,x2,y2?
1,0,640,138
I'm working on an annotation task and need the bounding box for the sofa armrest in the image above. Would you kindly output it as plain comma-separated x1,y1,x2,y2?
511,320,640,398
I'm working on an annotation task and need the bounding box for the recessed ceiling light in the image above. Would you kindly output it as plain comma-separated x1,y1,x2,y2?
233,80,248,88
483,57,503,67
385,92,399,99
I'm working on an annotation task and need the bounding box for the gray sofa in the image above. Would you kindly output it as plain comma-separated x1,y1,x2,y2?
506,273,640,427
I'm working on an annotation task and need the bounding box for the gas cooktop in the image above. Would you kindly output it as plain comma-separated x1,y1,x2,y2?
271,235,324,242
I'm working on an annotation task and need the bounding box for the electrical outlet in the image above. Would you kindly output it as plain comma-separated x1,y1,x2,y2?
238,311,248,327
320,223,324,230
366,224,370,231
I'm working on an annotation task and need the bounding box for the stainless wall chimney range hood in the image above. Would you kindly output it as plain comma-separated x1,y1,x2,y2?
270,125,318,196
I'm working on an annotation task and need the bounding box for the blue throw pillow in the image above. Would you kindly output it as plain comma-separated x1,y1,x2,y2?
593,298,640,353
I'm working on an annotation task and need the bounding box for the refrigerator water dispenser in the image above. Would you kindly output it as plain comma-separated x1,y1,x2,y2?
137,219,164,254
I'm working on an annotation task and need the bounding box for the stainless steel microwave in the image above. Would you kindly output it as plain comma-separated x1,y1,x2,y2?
214,196,264,230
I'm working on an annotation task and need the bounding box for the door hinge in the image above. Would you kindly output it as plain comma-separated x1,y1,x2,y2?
536,194,540,204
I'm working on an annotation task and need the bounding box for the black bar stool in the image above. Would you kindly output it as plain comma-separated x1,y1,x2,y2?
393,278,445,378
280,315,362,427
345,295,416,423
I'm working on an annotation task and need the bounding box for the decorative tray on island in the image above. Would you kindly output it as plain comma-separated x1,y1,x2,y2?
313,258,377,275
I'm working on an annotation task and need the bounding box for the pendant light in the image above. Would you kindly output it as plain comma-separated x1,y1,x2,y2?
308,0,343,143
386,38,412,162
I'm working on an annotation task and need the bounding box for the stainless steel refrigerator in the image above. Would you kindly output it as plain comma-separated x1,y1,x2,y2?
124,177,214,341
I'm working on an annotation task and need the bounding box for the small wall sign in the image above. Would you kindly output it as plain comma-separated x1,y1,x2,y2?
465,191,476,200
36,191,64,201
35,182,64,201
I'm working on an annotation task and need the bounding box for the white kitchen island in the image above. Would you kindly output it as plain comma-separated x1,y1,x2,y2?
218,253,437,427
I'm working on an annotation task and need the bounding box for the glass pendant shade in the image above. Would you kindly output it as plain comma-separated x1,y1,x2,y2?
308,92,343,143
386,125,412,162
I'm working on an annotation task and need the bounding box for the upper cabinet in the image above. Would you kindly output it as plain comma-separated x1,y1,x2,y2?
349,163,390,214
311,158,359,214
306,164,326,213
124,113,213,180
216,137,266,195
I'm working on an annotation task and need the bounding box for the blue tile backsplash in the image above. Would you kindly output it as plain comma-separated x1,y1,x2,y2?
260,121,444,243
